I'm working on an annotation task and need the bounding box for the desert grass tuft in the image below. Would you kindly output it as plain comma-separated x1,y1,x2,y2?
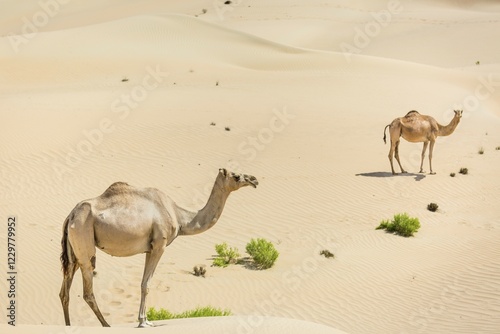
212,242,240,267
376,213,421,237
147,306,230,320
320,249,335,259
246,238,279,269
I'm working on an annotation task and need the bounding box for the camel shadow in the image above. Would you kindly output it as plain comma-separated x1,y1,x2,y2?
356,171,426,181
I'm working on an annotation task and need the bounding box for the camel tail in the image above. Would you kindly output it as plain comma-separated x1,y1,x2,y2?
61,203,91,275
60,216,74,276
383,124,390,144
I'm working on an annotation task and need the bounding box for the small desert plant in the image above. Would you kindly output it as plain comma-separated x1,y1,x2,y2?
193,265,206,277
476,60,480,65
450,172,456,177
478,147,484,154
376,213,421,237
245,238,279,269
212,242,240,267
225,126,231,131
427,203,439,212
147,306,230,320
496,146,500,150
121,77,129,82
210,122,216,126
320,249,334,259
459,167,468,175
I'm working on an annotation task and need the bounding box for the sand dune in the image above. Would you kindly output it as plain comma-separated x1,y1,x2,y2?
1,1,500,333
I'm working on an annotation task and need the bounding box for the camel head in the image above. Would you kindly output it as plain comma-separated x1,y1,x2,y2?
454,109,463,118
217,168,258,191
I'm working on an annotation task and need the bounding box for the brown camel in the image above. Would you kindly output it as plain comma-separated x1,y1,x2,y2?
59,168,258,327
383,110,463,175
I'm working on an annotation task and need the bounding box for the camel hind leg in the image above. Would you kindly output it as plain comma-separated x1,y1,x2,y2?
394,140,406,173
389,139,406,175
388,141,397,175
80,259,110,327
67,202,110,327
59,262,78,326
138,238,166,327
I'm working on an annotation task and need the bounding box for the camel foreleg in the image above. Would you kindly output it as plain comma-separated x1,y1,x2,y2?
419,141,429,173
138,245,165,328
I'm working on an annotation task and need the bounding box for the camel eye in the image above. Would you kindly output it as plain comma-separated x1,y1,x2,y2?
233,174,240,181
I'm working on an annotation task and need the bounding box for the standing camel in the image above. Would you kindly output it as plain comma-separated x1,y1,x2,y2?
383,110,463,175
59,168,258,327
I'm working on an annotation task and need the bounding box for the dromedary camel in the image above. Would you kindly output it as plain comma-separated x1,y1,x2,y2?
59,168,258,327
383,110,463,175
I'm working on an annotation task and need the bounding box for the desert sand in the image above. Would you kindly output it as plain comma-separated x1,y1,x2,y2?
1,1,500,333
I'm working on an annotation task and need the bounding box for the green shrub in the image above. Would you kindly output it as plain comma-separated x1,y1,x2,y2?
212,242,240,267
478,147,484,154
459,168,468,175
450,172,456,177
376,213,421,237
245,238,279,269
147,306,230,320
147,307,173,320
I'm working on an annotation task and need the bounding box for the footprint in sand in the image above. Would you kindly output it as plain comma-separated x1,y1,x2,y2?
112,287,125,294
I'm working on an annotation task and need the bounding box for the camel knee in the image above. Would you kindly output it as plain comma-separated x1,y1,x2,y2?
141,284,149,296
59,290,69,305
83,292,97,305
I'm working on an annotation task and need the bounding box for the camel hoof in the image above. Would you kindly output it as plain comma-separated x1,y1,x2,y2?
429,172,436,175
138,320,154,328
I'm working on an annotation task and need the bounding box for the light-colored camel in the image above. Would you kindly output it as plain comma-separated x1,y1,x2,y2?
383,110,463,175
59,168,258,327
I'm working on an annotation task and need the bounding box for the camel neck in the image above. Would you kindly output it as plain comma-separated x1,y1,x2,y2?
178,178,230,236
438,116,460,137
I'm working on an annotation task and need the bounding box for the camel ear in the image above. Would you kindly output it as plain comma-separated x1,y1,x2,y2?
219,168,228,177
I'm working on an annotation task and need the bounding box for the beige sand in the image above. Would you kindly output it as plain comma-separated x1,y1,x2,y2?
1,1,500,333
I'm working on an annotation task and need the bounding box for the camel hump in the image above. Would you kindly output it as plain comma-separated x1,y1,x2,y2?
405,110,420,117
102,182,132,197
